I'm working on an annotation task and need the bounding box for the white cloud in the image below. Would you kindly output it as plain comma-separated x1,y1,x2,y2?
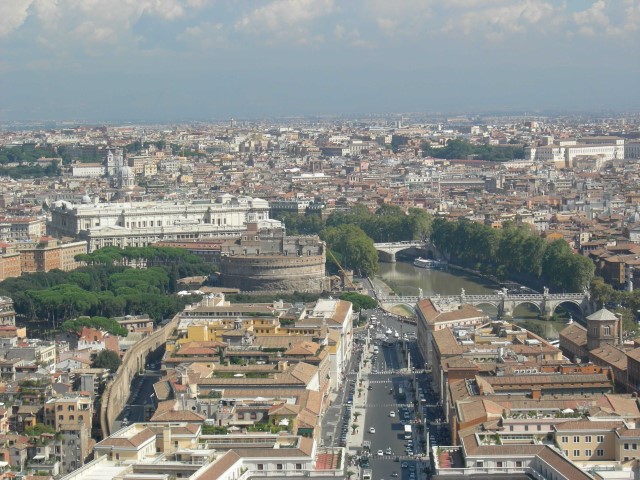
440,1,556,38
178,21,227,50
235,0,333,43
0,0,35,38
573,0,613,36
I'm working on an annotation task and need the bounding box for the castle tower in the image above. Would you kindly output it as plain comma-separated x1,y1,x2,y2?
586,308,620,350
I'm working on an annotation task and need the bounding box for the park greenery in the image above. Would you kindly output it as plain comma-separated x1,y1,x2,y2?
421,139,526,162
0,246,214,327
61,316,129,337
0,145,63,178
430,218,595,292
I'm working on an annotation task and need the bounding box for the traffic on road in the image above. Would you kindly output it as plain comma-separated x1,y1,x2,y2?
333,307,448,480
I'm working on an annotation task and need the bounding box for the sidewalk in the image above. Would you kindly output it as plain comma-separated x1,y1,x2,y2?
347,343,373,458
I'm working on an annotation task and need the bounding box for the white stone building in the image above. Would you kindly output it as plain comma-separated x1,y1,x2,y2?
47,194,274,252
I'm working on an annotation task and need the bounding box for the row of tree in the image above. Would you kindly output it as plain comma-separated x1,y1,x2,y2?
431,218,595,292
61,316,129,337
0,247,215,327
421,139,525,162
276,205,433,277
277,204,432,242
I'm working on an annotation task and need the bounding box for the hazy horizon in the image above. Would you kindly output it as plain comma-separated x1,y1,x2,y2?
1,1,639,122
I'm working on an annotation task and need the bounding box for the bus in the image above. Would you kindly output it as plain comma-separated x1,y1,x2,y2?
397,387,405,400
404,424,412,440
362,469,373,480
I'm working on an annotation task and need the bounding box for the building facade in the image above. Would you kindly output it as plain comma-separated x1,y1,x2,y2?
47,194,274,252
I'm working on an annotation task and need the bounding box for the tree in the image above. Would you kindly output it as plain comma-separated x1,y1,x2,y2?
339,292,377,311
322,224,379,277
91,350,122,372
351,423,358,434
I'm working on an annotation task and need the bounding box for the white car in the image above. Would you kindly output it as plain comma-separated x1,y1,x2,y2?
377,449,384,457
389,411,396,417
386,447,392,455
369,427,376,434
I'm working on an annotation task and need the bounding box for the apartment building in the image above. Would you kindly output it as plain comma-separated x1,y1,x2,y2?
15,237,87,273
0,217,46,241
0,297,16,326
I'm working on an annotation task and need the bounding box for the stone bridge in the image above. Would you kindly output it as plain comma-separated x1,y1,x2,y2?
374,241,431,263
379,288,592,319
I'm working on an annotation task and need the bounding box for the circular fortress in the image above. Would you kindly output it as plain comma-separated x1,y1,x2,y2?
219,223,326,293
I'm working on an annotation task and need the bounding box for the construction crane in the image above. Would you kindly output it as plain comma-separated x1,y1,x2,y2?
326,248,356,291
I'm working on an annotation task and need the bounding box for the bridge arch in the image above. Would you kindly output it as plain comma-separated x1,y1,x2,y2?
511,301,543,316
475,302,500,318
549,300,585,318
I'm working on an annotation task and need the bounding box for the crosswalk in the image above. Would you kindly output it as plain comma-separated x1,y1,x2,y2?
369,454,424,461
343,403,413,408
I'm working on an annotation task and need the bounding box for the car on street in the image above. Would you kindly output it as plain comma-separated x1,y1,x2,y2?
369,427,376,433
401,462,408,468
391,473,398,477
389,410,395,417
385,447,392,455
377,449,384,457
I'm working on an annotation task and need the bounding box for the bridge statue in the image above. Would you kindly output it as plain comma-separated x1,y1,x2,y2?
418,288,423,299
543,286,549,297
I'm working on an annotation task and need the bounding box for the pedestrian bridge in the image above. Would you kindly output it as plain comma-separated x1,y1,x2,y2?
374,241,430,263
378,288,592,319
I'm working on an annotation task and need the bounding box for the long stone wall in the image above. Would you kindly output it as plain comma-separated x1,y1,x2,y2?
100,315,179,438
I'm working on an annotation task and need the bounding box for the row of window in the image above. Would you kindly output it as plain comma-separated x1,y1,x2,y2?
564,449,604,457
256,463,304,471
560,435,605,443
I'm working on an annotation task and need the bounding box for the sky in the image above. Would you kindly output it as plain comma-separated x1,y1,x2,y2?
0,0,639,122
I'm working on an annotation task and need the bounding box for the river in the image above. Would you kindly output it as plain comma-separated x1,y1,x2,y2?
375,261,569,340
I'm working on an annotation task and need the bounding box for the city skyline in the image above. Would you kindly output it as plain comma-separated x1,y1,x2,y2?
1,0,639,122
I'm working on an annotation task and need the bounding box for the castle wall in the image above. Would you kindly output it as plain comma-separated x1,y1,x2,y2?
219,254,325,292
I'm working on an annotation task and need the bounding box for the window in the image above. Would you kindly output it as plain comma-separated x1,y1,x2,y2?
477,461,484,468
509,425,514,431
574,436,580,443
573,450,580,457
516,461,522,467
597,435,604,442
561,436,568,443
296,464,302,470
257,464,264,471
496,462,503,468
597,449,604,457
250,412,257,420
585,436,592,442
564,450,568,456
634,444,638,450
604,326,611,336
524,425,529,431
277,464,283,471
237,413,244,420
537,425,542,431
625,443,630,450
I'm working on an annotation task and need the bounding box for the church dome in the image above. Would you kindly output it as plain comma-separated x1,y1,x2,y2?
81,194,91,204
